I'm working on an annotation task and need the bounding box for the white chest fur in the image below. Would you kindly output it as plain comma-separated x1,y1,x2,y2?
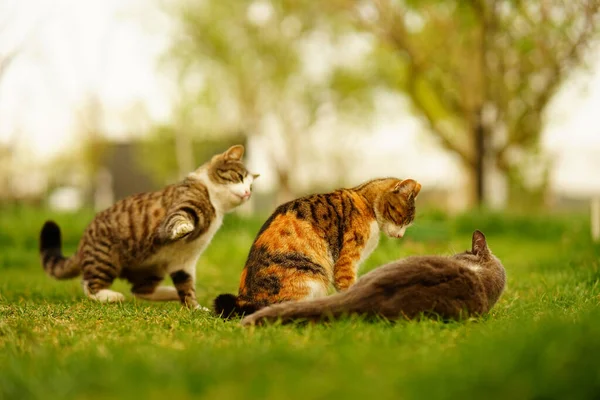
357,221,380,271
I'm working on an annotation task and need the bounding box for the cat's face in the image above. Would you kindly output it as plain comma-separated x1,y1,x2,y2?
375,179,421,238
203,145,259,210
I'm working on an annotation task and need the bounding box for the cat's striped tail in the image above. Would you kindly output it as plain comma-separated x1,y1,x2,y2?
39,221,81,280
213,293,259,319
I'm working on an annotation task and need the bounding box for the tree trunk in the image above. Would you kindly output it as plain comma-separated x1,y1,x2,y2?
474,111,485,208
275,167,294,206
175,129,194,179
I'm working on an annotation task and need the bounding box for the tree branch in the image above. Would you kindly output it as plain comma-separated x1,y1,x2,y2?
361,1,475,166
0,48,20,81
498,2,600,161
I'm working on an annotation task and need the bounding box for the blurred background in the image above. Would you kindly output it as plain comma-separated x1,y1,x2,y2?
0,0,599,216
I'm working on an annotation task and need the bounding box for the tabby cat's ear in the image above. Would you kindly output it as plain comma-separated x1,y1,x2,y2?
252,173,260,179
471,230,489,256
223,145,245,160
393,179,421,198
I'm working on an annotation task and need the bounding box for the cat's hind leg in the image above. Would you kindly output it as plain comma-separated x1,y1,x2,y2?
81,250,125,303
129,270,180,301
133,286,180,302
170,265,210,311
264,275,328,304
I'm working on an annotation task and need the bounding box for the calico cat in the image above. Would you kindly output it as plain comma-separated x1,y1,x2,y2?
39,145,258,309
241,230,505,325
214,177,422,318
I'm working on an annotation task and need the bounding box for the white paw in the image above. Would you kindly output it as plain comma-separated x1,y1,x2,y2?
194,305,211,312
92,289,126,303
170,221,194,240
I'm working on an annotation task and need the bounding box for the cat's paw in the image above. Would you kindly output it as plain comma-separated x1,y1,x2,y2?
194,305,211,312
240,314,257,326
334,277,355,292
170,221,194,240
90,289,126,303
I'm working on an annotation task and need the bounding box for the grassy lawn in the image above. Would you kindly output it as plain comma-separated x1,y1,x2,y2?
1,206,599,399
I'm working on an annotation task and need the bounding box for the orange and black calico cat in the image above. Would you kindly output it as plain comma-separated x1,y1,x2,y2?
214,177,422,317
241,230,506,326
39,145,258,310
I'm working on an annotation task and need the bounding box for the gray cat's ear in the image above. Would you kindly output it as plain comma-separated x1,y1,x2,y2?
223,145,245,160
393,179,421,198
472,230,489,255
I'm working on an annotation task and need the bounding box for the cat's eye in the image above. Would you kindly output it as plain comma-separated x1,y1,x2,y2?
217,169,244,182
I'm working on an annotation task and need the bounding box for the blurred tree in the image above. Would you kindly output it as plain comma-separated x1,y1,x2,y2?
77,94,107,180
327,0,600,207
137,125,246,185
71,93,112,208
0,13,25,203
0,2,46,204
0,47,19,88
0,4,24,92
165,0,373,202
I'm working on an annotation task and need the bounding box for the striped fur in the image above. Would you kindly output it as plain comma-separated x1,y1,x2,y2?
39,145,258,309
214,177,422,318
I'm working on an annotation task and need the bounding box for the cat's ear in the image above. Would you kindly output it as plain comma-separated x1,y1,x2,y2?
412,181,422,198
252,173,260,179
472,230,489,256
393,179,421,198
223,145,245,161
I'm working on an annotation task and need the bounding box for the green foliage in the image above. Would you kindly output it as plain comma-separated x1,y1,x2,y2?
158,0,377,197
1,206,599,399
166,0,374,132
136,129,246,185
451,209,589,240
331,0,600,205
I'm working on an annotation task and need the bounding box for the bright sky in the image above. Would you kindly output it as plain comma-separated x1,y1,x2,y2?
0,0,599,196
0,0,172,156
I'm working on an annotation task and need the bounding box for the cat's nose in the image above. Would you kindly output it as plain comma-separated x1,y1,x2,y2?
396,232,404,238
242,190,251,199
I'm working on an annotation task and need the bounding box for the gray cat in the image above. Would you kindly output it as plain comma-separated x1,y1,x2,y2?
241,230,505,326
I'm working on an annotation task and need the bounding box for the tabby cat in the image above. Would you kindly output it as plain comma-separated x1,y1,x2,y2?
241,230,506,326
39,145,258,309
214,177,422,317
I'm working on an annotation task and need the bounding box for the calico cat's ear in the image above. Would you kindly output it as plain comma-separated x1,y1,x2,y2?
223,145,245,160
393,179,421,198
472,230,489,256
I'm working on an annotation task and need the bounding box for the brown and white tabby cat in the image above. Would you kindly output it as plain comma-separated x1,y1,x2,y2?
241,230,506,326
214,177,422,318
39,145,258,309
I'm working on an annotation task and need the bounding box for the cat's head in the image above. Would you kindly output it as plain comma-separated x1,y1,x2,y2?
193,145,259,211
374,178,421,239
454,230,506,302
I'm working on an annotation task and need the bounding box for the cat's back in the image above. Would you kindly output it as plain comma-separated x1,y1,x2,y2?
97,179,210,226
83,180,212,251
91,185,172,236
248,189,371,261
253,189,371,241
357,255,484,295
355,255,488,319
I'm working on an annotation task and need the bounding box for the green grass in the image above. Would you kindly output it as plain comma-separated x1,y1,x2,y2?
1,206,599,400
